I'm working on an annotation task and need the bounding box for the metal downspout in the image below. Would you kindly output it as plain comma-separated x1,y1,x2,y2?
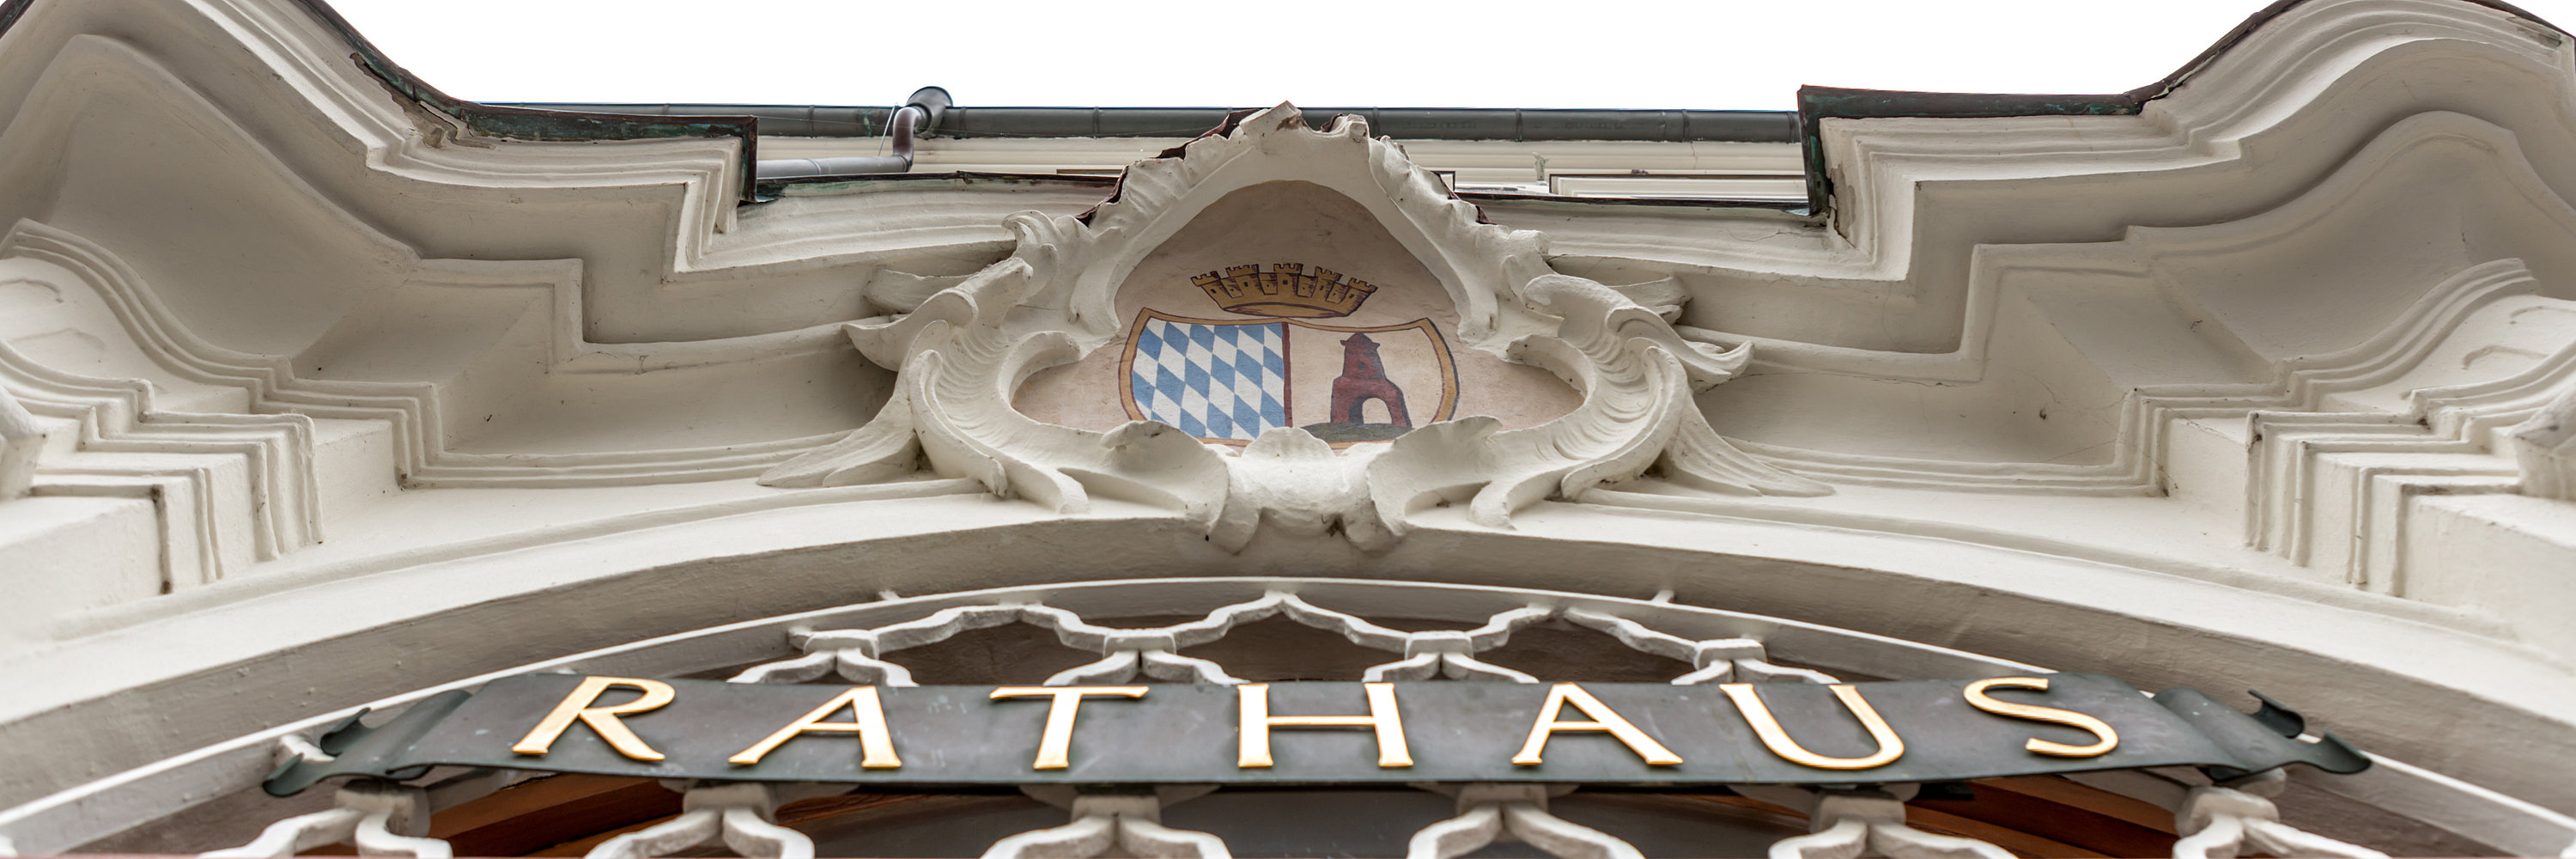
752,87,950,180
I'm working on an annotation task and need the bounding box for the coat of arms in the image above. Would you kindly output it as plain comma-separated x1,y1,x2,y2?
1119,265,1458,444
761,105,1827,552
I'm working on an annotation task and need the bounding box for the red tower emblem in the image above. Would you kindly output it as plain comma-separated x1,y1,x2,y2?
1328,332,1412,428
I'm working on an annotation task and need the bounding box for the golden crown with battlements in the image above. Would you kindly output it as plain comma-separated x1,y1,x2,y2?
1192,263,1377,318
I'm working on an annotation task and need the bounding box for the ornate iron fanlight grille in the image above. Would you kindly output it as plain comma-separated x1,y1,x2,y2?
180,584,2388,859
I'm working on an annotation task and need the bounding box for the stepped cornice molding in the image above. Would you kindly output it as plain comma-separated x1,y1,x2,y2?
1554,0,2576,369
0,220,848,493
0,0,746,265
0,332,314,584
0,0,1113,283
0,0,2567,611
2,0,2569,495
7,0,2560,363
1725,111,2576,490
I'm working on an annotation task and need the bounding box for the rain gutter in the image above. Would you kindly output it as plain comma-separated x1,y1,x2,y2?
495,103,1802,144
0,0,2561,211
267,0,768,199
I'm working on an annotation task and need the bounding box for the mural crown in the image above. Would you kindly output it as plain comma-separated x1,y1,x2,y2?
1190,262,1377,319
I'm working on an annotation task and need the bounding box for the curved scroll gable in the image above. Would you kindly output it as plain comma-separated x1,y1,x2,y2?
760,104,1827,548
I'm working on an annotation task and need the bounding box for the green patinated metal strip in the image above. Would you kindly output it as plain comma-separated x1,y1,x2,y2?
1793,87,2144,220
2,0,2566,213
277,0,764,200
0,0,763,196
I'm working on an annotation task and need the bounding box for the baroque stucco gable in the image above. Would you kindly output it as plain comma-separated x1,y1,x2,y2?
759,104,1825,550
2,0,2576,854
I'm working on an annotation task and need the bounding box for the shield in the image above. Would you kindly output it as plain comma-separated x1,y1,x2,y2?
1121,310,1459,443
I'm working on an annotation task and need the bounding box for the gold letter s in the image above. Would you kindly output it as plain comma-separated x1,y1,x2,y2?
1963,677,2118,758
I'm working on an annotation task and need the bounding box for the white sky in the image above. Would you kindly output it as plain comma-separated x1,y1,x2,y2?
325,0,2574,110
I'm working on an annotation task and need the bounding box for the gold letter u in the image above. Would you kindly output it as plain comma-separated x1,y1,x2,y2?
1719,683,1905,770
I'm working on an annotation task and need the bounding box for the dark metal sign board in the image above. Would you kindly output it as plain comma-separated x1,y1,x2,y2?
268,673,2366,795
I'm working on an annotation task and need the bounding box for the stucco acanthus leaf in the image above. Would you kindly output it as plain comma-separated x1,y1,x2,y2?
0,387,44,501
1212,428,1391,551
757,387,922,489
768,254,1232,516
1605,275,1688,323
2512,382,2576,502
861,269,973,317
759,103,1825,545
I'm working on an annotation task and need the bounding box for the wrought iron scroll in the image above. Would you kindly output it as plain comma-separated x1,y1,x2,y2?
2172,771,2388,859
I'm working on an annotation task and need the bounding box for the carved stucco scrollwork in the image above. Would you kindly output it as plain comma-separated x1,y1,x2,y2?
762,105,1824,550
0,386,42,500
2512,382,2576,502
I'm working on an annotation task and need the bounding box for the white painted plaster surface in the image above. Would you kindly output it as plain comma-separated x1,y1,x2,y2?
0,0,2573,850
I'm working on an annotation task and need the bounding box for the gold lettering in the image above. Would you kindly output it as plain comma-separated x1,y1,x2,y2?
728,686,902,767
1962,677,2119,757
1511,683,1684,765
510,676,675,761
989,685,1148,770
1720,683,1904,770
1237,682,1412,768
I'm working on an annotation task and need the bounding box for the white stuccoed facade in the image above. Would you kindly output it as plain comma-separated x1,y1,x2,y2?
0,0,2573,856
